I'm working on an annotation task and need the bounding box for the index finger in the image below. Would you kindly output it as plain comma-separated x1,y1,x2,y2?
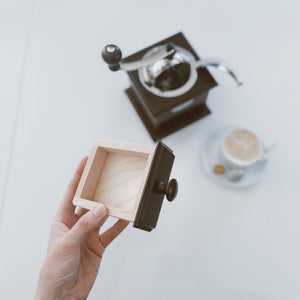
99,219,129,248
57,156,88,216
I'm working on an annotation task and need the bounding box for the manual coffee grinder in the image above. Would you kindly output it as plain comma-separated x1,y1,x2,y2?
102,32,242,141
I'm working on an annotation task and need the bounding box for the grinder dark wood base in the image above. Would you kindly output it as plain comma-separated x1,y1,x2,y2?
126,87,211,141
122,32,218,141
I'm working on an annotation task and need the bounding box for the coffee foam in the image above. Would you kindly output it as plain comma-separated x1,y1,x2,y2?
223,129,261,163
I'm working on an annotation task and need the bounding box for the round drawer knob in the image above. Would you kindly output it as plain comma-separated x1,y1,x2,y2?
157,178,178,202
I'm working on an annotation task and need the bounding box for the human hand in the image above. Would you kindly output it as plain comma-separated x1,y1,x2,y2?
34,157,129,300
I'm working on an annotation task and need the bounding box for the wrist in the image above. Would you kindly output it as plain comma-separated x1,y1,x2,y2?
34,281,67,300
34,287,59,300
34,288,55,300
34,257,69,300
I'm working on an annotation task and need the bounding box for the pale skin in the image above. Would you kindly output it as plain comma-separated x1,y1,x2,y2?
34,157,129,300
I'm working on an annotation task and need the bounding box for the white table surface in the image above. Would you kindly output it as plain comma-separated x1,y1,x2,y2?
0,1,300,299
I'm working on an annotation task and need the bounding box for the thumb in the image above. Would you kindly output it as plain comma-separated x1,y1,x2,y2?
66,204,108,247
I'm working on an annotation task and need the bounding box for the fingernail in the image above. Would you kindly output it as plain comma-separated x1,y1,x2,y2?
93,204,107,217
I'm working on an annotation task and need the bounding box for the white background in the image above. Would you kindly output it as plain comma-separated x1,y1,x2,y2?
0,0,300,299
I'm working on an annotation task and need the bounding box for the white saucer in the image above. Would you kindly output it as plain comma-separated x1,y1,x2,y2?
201,127,268,189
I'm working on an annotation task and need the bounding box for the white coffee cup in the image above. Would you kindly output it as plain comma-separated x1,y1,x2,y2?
218,128,271,181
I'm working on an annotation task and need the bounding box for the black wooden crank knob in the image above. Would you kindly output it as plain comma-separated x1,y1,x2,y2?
101,44,122,71
157,178,178,202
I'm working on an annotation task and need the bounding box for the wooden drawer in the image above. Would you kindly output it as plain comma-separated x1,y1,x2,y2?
73,140,178,231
